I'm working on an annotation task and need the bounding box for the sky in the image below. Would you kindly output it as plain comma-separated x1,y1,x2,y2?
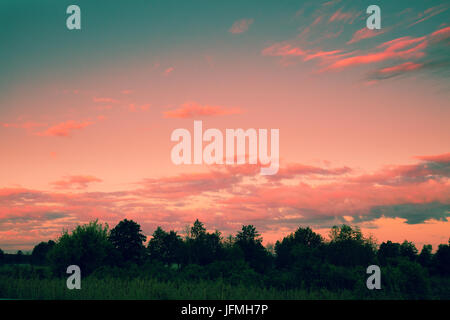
0,0,449,252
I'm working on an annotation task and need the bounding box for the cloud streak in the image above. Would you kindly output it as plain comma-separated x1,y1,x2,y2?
51,175,103,190
163,102,243,119
36,120,94,137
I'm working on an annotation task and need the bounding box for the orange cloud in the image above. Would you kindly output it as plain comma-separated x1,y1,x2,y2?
163,102,243,118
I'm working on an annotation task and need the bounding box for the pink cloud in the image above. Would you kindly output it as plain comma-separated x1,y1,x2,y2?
262,42,345,65
429,26,450,43
378,61,423,73
262,43,307,57
51,175,103,190
327,36,427,70
347,28,386,44
303,49,343,61
229,18,254,34
329,9,358,23
272,164,352,181
409,4,449,27
163,102,243,119
36,120,94,137
163,67,174,76
311,16,323,26
370,61,424,79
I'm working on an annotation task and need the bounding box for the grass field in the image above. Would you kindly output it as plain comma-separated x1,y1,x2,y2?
0,263,447,300
0,276,366,300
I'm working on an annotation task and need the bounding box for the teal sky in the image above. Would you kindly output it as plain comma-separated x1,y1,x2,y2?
1,0,449,94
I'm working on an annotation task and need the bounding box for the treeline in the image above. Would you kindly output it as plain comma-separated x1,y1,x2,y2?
1,219,449,299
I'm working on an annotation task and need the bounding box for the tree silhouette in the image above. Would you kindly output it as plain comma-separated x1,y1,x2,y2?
190,219,206,239
418,244,432,267
47,220,112,275
31,240,55,265
0,248,4,265
399,240,418,261
184,220,223,265
235,225,271,273
327,225,376,267
275,226,323,269
378,240,401,265
148,227,184,266
109,219,147,263
433,242,450,275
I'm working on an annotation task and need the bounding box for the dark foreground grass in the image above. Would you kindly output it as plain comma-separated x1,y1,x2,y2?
0,276,365,300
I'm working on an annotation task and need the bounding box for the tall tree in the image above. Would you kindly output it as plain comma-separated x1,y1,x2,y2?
400,240,418,261
235,225,271,272
433,242,450,275
191,219,206,239
184,220,223,265
148,227,184,266
275,226,323,269
418,244,433,267
109,219,147,263
327,225,376,267
47,220,112,275
31,240,55,265
378,240,401,265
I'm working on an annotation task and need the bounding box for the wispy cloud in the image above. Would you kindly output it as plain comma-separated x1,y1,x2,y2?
408,4,449,27
326,36,427,70
163,102,243,119
328,9,359,24
347,28,387,44
163,67,174,76
36,120,94,137
369,61,423,80
229,18,254,34
51,175,103,190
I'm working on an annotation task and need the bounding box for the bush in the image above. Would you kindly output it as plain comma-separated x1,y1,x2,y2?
47,220,113,276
